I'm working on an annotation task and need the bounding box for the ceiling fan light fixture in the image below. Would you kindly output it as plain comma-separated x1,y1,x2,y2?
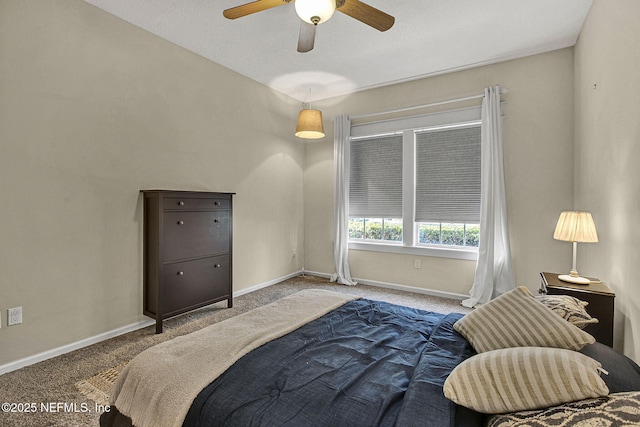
295,0,336,25
295,108,325,139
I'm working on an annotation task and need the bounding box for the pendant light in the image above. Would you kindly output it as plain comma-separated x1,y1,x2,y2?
295,90,325,139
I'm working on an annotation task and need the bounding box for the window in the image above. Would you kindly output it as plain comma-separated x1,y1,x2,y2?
347,106,482,259
414,124,481,248
349,134,403,243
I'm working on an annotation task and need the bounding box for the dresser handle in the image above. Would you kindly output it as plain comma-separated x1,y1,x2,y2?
177,220,184,225
177,271,184,275
214,264,221,268
214,201,220,206
214,219,220,223
178,201,185,206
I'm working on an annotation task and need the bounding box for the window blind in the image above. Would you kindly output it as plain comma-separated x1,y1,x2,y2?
349,134,403,217
415,126,481,223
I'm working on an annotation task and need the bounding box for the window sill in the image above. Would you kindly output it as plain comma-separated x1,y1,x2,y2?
348,241,478,261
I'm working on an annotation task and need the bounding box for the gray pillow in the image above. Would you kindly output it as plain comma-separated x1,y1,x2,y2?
535,294,598,329
444,346,609,414
454,286,595,353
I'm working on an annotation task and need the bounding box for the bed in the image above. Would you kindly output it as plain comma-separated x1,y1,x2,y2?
100,287,640,427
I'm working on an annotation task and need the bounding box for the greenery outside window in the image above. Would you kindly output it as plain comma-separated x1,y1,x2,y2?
416,222,479,247
349,217,403,242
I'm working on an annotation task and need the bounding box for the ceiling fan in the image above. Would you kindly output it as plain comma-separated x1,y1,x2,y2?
223,0,395,53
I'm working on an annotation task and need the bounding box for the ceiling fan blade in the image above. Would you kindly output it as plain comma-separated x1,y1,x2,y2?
297,21,316,53
337,0,394,32
223,0,288,20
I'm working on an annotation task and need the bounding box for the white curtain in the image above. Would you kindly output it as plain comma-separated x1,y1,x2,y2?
331,115,357,286
462,86,514,308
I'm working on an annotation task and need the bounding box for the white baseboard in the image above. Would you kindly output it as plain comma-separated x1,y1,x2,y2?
0,318,155,376
301,270,332,280
233,270,303,297
303,269,468,300
0,271,305,376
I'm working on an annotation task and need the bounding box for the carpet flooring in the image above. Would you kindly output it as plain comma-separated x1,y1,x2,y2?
0,274,469,426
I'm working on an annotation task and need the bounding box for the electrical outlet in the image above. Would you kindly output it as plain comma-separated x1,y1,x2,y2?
8,307,22,326
414,259,421,269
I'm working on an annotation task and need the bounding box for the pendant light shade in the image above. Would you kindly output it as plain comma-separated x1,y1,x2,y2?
295,0,336,25
295,108,325,139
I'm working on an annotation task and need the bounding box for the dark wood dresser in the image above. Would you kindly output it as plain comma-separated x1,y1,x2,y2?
539,272,615,346
142,190,234,333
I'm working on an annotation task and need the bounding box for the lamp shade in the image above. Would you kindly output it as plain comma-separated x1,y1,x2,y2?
553,211,598,243
295,109,325,139
295,0,336,25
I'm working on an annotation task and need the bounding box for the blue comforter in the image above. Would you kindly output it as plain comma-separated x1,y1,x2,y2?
183,298,480,427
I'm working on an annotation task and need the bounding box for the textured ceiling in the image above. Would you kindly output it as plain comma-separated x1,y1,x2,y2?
83,0,593,101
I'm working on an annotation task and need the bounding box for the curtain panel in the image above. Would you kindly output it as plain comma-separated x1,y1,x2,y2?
462,85,515,307
331,114,357,286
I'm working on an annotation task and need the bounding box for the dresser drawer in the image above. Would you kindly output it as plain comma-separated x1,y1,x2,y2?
163,197,230,211
163,211,230,260
162,255,230,316
142,190,234,333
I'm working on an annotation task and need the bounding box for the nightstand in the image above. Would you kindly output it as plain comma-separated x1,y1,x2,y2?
539,272,615,346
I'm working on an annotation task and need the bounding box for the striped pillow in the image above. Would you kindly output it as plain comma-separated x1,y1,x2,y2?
443,347,609,414
535,294,599,329
454,286,595,353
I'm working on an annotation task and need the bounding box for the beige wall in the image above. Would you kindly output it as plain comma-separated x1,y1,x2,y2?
305,49,576,296
3,0,637,369
574,0,640,361
0,0,303,365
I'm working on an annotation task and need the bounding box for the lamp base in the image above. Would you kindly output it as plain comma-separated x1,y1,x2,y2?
558,274,591,285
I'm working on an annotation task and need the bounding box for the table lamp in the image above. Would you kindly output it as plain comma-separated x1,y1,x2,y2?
553,211,598,284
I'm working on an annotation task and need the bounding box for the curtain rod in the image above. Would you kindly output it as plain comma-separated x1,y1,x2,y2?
350,88,508,120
